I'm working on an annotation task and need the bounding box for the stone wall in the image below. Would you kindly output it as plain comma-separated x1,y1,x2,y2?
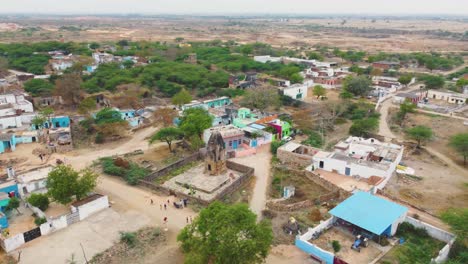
139,160,254,205
144,151,202,182
277,145,318,167
266,199,313,212
274,166,350,201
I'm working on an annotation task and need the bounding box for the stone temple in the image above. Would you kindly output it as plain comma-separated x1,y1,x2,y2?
162,132,253,204
205,131,227,176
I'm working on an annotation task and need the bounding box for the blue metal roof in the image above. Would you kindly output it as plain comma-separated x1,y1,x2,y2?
329,191,408,235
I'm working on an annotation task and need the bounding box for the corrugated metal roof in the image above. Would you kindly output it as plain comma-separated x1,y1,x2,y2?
329,191,408,235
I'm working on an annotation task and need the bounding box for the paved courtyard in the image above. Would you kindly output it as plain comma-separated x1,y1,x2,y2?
12,208,151,264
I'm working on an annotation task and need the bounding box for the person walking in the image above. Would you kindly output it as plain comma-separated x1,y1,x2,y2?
164,203,167,210
163,217,167,224
186,216,189,224
150,199,154,205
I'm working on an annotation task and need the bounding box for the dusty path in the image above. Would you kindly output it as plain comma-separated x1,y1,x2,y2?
65,126,159,170
376,85,464,230
231,145,272,218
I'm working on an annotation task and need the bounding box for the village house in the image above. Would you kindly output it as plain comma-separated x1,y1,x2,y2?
277,142,321,167
279,81,312,100
0,133,16,153
0,91,35,130
427,89,468,105
92,52,115,65
296,191,409,264
393,91,426,104
17,166,54,197
308,136,404,180
372,61,400,70
203,125,246,158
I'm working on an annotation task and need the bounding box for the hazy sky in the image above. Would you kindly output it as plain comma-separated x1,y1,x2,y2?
1,0,467,15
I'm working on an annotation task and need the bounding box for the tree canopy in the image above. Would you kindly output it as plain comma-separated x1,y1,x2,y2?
241,86,280,112
95,108,124,125
449,133,468,166
23,78,55,96
398,75,413,87
312,85,326,99
342,76,372,97
172,88,193,106
177,202,273,264
179,108,213,139
149,127,184,152
349,118,379,137
420,75,445,90
406,125,433,147
46,165,99,204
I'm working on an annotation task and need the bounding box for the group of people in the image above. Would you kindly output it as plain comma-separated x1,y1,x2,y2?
149,197,194,225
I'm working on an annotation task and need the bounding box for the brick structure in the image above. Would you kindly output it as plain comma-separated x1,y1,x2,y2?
205,132,227,176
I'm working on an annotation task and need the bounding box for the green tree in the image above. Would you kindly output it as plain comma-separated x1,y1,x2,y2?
440,208,468,263
149,127,184,152
349,118,379,137
172,88,193,107
179,108,213,139
78,97,97,115
397,101,417,127
241,86,280,112
95,108,123,125
40,107,54,127
177,202,273,264
23,79,55,96
456,78,468,88
27,193,50,211
31,115,46,130
46,165,98,204
308,52,324,61
312,85,326,99
449,133,468,166
422,75,445,90
74,168,99,201
406,125,432,148
6,197,20,214
122,60,134,69
289,73,304,84
89,42,100,50
398,75,413,88
343,76,372,97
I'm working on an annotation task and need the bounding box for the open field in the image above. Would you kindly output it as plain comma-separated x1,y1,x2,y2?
0,16,467,52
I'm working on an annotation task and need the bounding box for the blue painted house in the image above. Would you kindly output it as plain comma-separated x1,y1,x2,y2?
203,97,232,109
31,116,71,130
0,134,16,154
0,182,18,228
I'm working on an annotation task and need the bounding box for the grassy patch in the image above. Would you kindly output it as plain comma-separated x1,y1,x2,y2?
154,161,200,185
90,227,165,264
380,222,445,264
99,157,150,185
270,167,328,201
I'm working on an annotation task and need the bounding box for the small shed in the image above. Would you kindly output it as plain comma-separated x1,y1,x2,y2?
329,191,408,236
283,186,296,199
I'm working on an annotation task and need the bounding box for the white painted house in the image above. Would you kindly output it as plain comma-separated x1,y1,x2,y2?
17,166,54,197
427,89,468,105
280,80,313,100
0,92,34,113
0,92,35,129
309,137,404,180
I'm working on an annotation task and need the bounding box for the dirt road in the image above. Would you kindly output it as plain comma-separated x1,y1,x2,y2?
65,126,159,170
231,144,272,218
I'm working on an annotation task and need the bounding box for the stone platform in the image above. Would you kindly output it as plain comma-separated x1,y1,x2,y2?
163,164,242,202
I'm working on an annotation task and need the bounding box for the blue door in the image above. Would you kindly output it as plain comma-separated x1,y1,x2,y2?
252,140,257,147
345,167,351,176
233,140,238,149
